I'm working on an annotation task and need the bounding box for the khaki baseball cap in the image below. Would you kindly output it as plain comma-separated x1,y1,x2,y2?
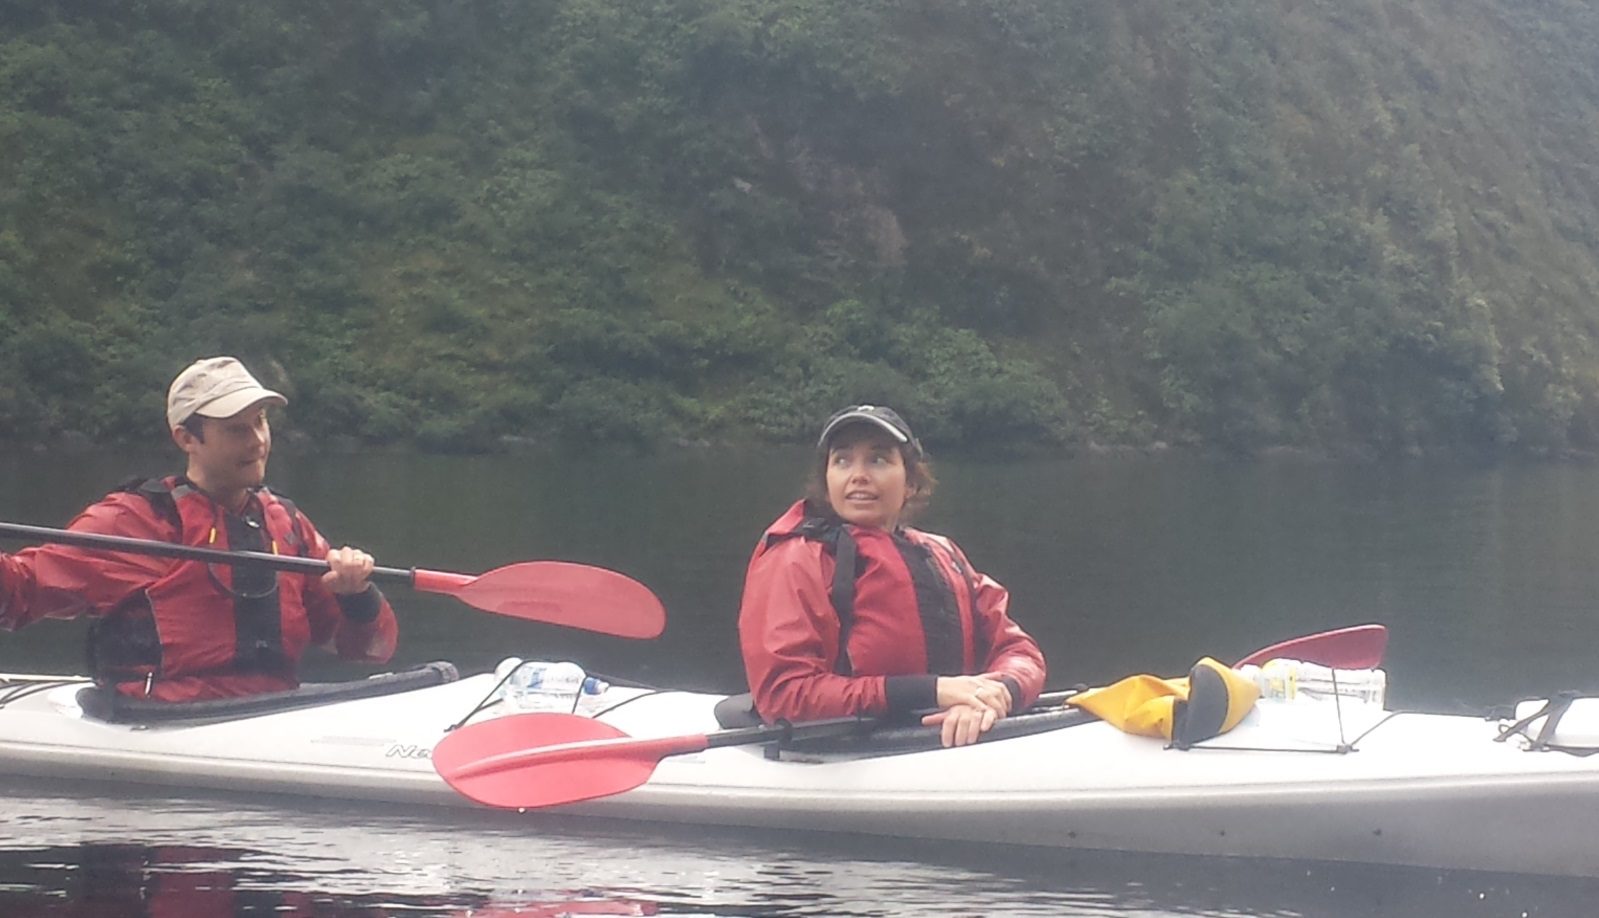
166,357,287,429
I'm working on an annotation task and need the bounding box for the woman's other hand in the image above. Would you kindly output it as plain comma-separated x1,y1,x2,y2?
921,703,994,747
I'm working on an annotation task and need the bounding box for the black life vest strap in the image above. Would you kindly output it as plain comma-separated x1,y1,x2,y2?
267,489,310,557
829,526,858,676
770,515,860,677
887,535,959,675
116,476,183,533
948,544,987,661
89,478,184,683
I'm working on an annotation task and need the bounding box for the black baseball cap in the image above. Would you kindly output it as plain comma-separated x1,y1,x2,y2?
817,405,922,458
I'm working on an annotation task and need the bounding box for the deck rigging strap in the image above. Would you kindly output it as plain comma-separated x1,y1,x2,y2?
1494,691,1599,757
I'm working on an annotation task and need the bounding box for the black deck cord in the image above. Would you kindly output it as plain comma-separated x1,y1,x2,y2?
447,668,521,730
1179,711,1402,755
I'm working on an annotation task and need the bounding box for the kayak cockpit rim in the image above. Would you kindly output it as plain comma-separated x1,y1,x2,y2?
68,661,460,726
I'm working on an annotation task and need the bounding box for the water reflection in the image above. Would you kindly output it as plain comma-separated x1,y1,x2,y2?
0,842,657,917
1,778,1593,918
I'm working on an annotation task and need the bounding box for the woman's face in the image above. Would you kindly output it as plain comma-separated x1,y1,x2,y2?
825,427,909,530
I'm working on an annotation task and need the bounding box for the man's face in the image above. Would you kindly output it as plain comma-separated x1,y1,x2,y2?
176,402,273,495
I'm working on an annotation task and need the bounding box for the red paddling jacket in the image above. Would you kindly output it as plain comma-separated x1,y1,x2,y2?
738,500,1046,723
0,477,397,701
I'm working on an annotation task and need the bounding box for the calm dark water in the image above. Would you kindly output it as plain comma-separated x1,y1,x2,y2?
3,447,1599,915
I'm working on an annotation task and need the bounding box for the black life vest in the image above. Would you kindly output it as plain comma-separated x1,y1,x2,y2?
766,512,977,677
85,477,311,689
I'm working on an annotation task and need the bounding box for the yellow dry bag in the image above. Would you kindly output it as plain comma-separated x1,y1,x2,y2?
1067,657,1260,747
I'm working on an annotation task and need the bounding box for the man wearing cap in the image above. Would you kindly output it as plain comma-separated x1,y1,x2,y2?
0,357,397,702
738,404,1046,747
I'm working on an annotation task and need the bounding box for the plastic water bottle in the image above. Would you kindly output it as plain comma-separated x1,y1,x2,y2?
1293,661,1387,705
498,660,608,713
1238,660,1386,706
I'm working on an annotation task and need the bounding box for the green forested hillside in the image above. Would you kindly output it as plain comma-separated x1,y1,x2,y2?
4,0,1599,455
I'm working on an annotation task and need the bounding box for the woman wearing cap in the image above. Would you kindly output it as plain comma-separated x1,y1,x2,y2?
737,405,1047,747
0,356,397,702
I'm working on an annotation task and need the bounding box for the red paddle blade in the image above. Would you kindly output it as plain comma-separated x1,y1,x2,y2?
1234,623,1388,669
433,713,709,809
434,714,635,808
415,562,666,639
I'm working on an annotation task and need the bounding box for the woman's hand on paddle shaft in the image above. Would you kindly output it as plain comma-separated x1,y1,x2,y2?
924,674,1013,747
321,546,376,594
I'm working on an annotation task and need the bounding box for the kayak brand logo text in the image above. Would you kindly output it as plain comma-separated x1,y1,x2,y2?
384,743,433,760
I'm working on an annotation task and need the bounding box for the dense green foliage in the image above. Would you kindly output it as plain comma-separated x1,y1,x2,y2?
4,0,1599,455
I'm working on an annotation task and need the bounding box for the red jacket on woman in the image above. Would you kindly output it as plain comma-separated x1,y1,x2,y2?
0,477,397,701
738,500,1046,723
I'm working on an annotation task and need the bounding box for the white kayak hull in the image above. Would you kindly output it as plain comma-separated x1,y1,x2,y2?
1,669,1594,877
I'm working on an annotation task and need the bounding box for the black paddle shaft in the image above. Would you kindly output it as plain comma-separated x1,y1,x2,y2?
0,521,415,583
705,716,882,750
